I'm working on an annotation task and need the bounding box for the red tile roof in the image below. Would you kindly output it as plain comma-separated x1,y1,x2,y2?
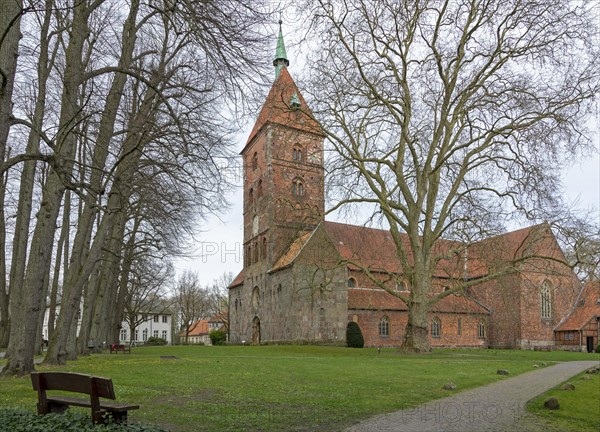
348,288,488,314
229,270,244,288
243,67,323,150
322,221,488,278
180,319,209,337
555,281,600,331
270,231,314,272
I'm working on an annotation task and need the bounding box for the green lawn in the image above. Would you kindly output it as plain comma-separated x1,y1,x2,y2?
526,369,600,432
0,346,597,431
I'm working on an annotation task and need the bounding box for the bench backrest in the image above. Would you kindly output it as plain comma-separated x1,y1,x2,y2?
31,372,116,400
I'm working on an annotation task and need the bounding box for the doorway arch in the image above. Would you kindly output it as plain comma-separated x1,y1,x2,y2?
252,316,261,345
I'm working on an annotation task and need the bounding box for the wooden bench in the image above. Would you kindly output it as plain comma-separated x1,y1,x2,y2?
110,344,131,354
31,372,139,424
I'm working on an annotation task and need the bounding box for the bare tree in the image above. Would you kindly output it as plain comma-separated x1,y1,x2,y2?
173,270,207,343
304,0,599,351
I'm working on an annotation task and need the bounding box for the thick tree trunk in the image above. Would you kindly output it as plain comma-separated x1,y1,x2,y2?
0,0,23,350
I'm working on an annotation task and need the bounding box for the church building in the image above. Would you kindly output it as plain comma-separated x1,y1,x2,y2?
228,25,586,350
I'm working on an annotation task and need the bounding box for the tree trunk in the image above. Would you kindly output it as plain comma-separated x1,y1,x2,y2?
0,0,23,349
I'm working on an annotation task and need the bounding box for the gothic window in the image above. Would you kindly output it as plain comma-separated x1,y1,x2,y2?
292,179,304,196
249,188,254,206
292,146,303,161
396,280,408,291
541,281,552,319
257,179,263,197
431,317,441,338
457,318,462,335
347,277,357,288
478,320,486,338
262,237,267,259
253,240,258,263
252,287,260,309
379,316,390,337
252,152,258,170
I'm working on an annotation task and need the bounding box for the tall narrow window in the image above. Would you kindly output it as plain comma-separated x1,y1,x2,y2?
541,281,552,319
457,318,462,336
252,152,258,170
478,320,486,338
262,237,267,259
293,146,303,161
379,316,390,336
431,317,441,338
257,179,263,197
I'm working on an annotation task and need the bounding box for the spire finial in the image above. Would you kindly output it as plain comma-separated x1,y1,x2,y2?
273,19,289,79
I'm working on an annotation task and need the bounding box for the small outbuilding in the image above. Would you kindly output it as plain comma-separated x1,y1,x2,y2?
555,281,600,352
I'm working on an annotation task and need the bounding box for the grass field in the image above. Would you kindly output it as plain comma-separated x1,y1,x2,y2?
0,346,597,431
526,369,600,432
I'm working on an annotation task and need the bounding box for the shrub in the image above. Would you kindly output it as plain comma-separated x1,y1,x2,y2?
0,408,168,432
145,337,167,346
209,330,227,346
596,344,600,353
346,321,364,348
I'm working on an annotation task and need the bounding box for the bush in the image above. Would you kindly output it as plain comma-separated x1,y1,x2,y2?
596,344,600,353
0,408,168,432
346,321,364,348
209,330,227,346
145,337,167,346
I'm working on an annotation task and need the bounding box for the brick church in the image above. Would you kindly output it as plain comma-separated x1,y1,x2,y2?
228,25,594,350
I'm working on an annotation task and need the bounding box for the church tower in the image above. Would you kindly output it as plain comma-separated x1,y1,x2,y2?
229,22,326,344
240,21,325,271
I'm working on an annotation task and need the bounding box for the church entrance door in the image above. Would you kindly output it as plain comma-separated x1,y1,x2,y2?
252,316,261,345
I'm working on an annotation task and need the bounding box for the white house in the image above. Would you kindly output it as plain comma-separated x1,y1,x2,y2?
119,311,174,345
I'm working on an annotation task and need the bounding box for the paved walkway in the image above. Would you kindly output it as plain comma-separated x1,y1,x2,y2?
345,360,599,432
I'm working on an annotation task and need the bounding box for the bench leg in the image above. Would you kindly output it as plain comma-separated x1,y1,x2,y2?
45,401,69,414
110,411,128,423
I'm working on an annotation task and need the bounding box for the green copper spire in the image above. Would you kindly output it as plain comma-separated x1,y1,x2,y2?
273,20,289,79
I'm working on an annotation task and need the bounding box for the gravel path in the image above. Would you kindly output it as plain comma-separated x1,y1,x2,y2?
345,360,599,432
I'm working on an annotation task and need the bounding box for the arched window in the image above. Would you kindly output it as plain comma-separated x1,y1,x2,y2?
257,179,263,197
478,320,486,338
261,237,267,259
252,287,260,309
457,318,462,335
379,316,390,337
541,281,552,319
347,277,357,288
292,179,304,196
431,317,441,338
249,188,254,206
252,152,258,170
396,280,408,291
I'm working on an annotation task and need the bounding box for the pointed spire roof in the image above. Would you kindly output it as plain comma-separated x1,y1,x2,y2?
243,67,323,150
273,20,289,78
